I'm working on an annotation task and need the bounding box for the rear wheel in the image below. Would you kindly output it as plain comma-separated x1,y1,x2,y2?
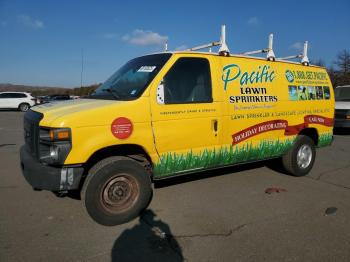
282,135,316,176
18,103,30,112
82,156,152,226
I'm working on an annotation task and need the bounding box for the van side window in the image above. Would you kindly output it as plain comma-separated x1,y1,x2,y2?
163,58,212,104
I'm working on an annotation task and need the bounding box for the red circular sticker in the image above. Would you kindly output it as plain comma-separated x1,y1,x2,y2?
111,117,133,139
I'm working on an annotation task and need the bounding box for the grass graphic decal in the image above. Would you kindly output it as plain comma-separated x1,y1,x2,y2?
318,132,333,147
154,139,295,178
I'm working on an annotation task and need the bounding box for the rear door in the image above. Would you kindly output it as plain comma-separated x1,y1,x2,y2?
8,93,25,108
150,55,223,178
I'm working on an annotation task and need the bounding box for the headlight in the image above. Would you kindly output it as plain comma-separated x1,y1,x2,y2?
39,128,72,165
40,128,71,142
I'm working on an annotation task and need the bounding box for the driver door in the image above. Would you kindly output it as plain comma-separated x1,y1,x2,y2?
150,56,222,178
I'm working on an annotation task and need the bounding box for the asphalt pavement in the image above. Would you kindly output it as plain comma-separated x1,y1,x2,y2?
1,111,350,262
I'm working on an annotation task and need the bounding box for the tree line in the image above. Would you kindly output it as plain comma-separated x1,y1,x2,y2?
313,49,350,88
29,83,101,97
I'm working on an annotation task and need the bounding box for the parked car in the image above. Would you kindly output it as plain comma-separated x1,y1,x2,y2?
334,85,350,128
0,92,36,111
40,94,71,104
70,95,80,99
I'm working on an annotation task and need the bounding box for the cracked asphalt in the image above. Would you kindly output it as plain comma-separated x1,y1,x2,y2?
1,111,350,262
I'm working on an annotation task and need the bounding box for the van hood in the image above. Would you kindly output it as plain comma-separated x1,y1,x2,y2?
335,101,350,110
32,99,123,126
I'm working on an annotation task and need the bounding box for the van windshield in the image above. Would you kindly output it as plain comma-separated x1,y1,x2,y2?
90,53,172,100
335,87,350,101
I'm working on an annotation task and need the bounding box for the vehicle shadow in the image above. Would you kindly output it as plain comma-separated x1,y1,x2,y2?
0,109,23,112
111,209,183,262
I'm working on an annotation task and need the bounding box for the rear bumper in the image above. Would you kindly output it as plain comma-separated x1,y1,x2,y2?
20,146,84,191
334,119,350,128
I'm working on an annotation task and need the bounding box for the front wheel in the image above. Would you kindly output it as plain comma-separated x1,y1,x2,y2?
82,156,152,226
282,135,316,176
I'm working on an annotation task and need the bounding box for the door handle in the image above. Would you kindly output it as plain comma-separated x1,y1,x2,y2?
212,119,218,136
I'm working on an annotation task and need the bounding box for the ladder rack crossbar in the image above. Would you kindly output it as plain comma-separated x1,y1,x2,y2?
241,49,269,55
277,54,302,60
186,41,221,51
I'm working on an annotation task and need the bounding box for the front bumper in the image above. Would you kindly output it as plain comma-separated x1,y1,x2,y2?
20,146,84,191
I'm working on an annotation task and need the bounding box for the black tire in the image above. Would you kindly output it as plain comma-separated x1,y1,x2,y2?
18,103,30,112
282,135,316,176
82,156,152,226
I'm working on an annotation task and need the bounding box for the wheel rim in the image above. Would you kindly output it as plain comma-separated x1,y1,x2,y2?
100,174,139,213
21,104,29,111
297,144,312,169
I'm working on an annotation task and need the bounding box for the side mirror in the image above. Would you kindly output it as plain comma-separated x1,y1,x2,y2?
156,80,165,104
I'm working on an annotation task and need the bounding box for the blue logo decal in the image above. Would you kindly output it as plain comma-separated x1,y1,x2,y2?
285,70,294,83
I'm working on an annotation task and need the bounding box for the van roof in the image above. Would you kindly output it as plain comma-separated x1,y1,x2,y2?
151,51,325,69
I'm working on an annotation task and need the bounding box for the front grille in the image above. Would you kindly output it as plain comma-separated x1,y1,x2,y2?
23,110,43,159
335,109,349,120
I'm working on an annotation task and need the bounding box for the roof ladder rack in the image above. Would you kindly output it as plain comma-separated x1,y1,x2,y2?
181,25,311,65
241,34,276,61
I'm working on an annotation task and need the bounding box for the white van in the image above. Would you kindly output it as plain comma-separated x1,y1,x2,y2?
334,85,350,128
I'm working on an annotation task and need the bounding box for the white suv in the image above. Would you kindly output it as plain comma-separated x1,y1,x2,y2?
0,92,36,112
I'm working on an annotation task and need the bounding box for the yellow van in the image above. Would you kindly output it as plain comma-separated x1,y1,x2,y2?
20,26,334,226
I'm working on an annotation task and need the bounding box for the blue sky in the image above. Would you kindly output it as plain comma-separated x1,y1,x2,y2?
0,0,349,87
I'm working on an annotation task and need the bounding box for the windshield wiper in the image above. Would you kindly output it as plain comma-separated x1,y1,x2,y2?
102,88,121,100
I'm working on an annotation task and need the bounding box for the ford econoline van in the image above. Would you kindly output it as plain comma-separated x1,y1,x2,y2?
20,27,334,226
